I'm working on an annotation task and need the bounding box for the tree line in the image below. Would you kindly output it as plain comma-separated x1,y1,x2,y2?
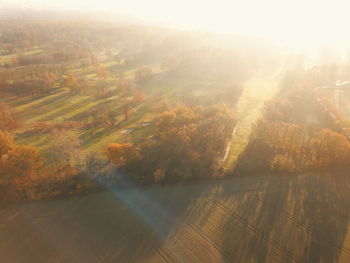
235,66,350,175
107,104,235,184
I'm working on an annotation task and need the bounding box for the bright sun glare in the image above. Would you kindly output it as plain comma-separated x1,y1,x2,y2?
5,0,350,49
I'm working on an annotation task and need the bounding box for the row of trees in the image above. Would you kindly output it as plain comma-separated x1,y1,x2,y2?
0,65,59,97
107,104,235,184
0,128,110,202
0,131,43,179
236,120,350,174
0,19,115,55
10,78,55,97
15,53,54,66
236,64,350,175
0,103,18,130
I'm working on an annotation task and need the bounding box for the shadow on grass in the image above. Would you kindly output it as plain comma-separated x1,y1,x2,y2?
15,92,72,120
79,125,121,149
39,96,95,122
79,105,151,149
68,97,122,122
3,89,63,108
98,178,220,262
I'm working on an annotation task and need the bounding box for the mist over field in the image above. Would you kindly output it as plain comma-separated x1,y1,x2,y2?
1,2,350,262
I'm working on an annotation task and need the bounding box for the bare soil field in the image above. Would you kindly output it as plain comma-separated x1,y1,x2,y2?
1,173,349,263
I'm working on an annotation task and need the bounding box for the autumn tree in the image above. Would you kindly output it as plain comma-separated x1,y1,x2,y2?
108,104,235,184
132,89,146,103
0,130,14,156
236,120,350,174
309,129,350,170
106,143,137,167
32,122,52,133
11,78,53,96
7,145,43,178
0,102,17,130
48,129,81,168
118,77,134,95
64,75,80,93
96,66,108,79
95,79,112,98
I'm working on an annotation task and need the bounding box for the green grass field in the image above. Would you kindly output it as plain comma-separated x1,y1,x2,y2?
6,64,222,160
8,88,157,155
224,78,279,170
2,46,279,169
1,173,349,263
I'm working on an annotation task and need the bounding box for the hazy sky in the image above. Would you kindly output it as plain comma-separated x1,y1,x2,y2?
2,0,350,48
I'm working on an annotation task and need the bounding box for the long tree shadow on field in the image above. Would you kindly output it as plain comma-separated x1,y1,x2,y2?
39,97,94,121
15,92,72,120
75,177,221,262
3,88,63,107
219,174,350,263
217,176,292,262
18,90,68,108
0,177,220,263
294,174,350,263
79,104,151,149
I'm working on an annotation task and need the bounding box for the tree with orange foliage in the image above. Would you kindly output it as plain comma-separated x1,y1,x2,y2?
95,79,109,98
0,102,17,130
132,90,146,103
106,143,137,167
310,129,350,170
0,130,14,156
118,77,134,95
237,119,350,174
8,145,43,177
96,66,108,79
64,75,80,93
11,56,19,68
153,168,166,183
115,104,235,183
45,72,57,85
32,122,52,133
48,129,81,166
